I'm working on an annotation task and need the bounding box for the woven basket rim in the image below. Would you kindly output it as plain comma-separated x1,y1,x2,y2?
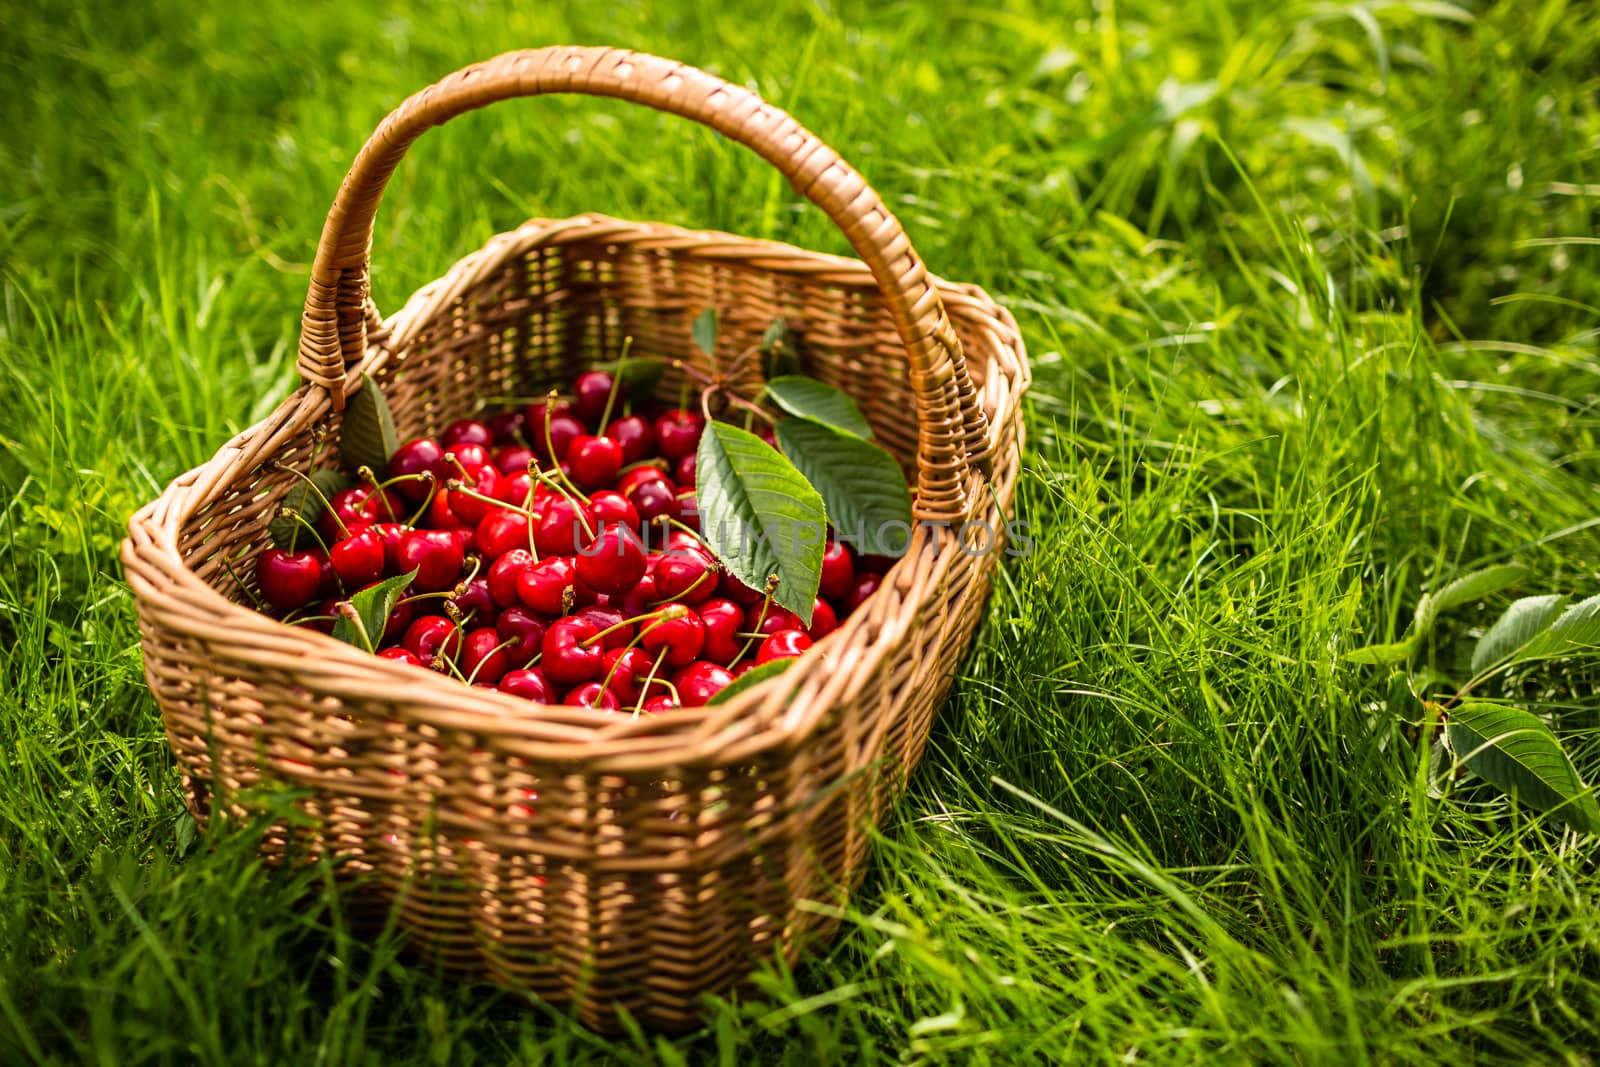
124,214,1027,772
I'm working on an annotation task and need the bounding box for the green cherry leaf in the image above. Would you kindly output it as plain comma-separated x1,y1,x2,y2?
707,658,796,705
774,418,913,558
340,375,400,475
692,307,719,360
695,421,825,624
765,377,873,439
332,568,419,654
1446,701,1600,834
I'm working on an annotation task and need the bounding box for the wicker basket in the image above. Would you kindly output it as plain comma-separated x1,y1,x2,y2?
121,47,1028,1031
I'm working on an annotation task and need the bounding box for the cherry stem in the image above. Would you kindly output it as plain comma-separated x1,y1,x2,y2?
649,567,716,606
273,464,348,543
360,465,433,508
581,604,681,648
277,507,333,556
465,636,519,687
722,393,774,426
531,468,596,540
632,647,674,717
718,342,762,383
402,471,439,527
446,480,518,514
222,556,269,612
597,335,633,430
735,585,780,662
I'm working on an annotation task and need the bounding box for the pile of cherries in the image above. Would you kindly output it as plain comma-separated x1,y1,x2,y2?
253,369,887,711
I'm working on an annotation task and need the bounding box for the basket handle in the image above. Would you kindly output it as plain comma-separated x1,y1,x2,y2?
298,46,992,512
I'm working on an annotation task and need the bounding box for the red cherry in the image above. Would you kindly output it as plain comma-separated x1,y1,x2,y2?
757,424,778,449
565,681,620,711
447,465,505,525
605,416,656,465
627,479,680,528
673,661,735,707
524,397,576,430
698,598,744,665
674,453,696,487
499,470,534,507
757,629,812,664
819,539,857,602
494,444,536,476
575,525,647,596
843,572,882,614
576,605,633,650
717,571,767,607
487,549,533,607
295,597,338,634
729,660,759,679
495,605,547,665
640,607,705,667
402,615,462,664
328,528,386,588
460,627,511,684
499,667,555,702
619,572,659,618
572,370,617,424
378,646,427,668
588,490,639,531
314,549,338,598
541,616,603,686
476,508,531,560
440,443,494,478
567,435,624,490
747,603,804,638
449,577,495,622
641,694,678,713
256,548,324,611
322,487,370,541
675,489,700,532
807,597,839,640
533,414,585,462
485,410,526,445
386,438,444,503
653,410,704,461
599,646,659,702
617,465,670,497
440,418,494,449
534,498,595,557
397,529,465,592
423,487,461,530
654,548,717,604
518,556,580,616
369,522,409,570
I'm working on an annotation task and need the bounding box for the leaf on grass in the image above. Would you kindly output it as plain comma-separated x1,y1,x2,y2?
1470,594,1567,674
1346,636,1418,665
692,307,718,360
696,422,825,624
1425,563,1530,616
268,468,352,550
766,377,873,439
707,658,795,705
774,418,913,558
332,568,418,654
1446,701,1600,834
1512,593,1600,666
341,375,399,474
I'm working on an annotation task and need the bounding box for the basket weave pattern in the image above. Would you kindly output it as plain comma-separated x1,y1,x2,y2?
122,48,1028,1030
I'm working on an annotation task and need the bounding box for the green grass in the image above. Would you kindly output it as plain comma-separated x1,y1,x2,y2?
3,0,1600,1062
